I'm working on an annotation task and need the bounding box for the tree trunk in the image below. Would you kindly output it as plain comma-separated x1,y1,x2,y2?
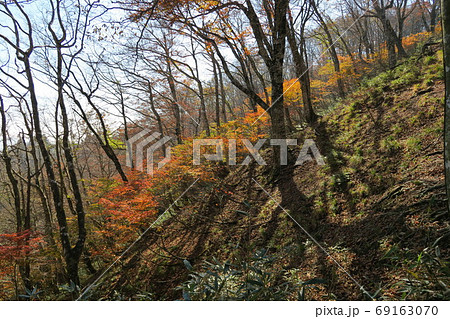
148,84,167,157
20,135,32,291
386,20,408,59
217,63,228,123
211,52,221,127
384,18,398,68
431,0,438,32
286,15,318,124
284,103,294,132
268,0,289,165
1,97,32,291
48,5,87,285
55,45,85,287
311,0,345,98
166,64,183,144
198,81,210,136
442,0,450,214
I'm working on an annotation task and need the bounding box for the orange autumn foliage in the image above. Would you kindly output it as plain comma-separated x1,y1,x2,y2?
0,230,43,299
88,171,158,257
87,109,271,260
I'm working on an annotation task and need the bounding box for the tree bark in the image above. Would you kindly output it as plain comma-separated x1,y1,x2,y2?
431,0,438,32
48,0,88,286
166,64,183,144
311,0,345,98
370,1,408,67
287,10,318,124
268,0,289,164
442,0,450,214
212,51,221,127
148,84,167,157
218,61,228,123
0,97,32,291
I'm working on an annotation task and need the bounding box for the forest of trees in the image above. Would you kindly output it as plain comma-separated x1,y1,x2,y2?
0,0,448,301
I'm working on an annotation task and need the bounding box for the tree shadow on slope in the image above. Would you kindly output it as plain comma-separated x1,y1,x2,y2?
106,165,275,300
277,164,315,231
311,191,447,300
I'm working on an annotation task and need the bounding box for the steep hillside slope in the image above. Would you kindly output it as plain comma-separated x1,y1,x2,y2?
89,49,448,301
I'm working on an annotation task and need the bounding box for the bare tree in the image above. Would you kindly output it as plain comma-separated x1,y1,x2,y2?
287,2,318,124
0,0,100,287
0,97,32,291
357,0,408,68
311,0,346,98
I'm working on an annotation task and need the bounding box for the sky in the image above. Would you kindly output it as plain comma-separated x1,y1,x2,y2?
0,0,344,145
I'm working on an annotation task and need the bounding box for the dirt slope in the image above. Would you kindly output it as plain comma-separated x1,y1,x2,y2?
92,49,448,301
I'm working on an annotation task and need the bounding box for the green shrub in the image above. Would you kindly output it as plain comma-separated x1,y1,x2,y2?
348,149,364,168
364,70,394,88
423,55,436,65
405,137,422,152
180,249,325,300
393,246,450,300
380,136,401,154
391,71,417,88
